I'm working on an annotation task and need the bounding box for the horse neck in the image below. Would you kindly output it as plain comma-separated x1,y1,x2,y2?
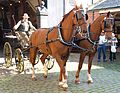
61,12,74,42
90,16,105,41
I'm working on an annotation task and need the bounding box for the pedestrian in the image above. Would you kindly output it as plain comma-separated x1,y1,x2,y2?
108,33,118,61
13,13,37,48
97,31,107,62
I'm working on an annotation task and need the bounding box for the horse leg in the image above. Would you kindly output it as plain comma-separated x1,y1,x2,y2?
40,54,48,78
58,65,68,87
29,47,37,80
56,56,68,89
87,54,94,83
75,53,86,84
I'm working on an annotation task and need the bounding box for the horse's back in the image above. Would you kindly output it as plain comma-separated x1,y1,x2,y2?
30,28,49,48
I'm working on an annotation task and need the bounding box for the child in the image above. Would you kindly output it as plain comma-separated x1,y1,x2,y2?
109,33,118,61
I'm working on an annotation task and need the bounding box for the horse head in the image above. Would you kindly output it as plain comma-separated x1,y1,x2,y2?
90,13,114,42
101,17,114,40
73,6,88,34
59,6,88,43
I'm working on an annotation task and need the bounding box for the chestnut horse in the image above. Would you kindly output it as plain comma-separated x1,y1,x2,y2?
29,6,87,89
74,14,114,84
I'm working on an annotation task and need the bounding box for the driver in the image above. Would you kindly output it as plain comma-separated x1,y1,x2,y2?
13,13,37,48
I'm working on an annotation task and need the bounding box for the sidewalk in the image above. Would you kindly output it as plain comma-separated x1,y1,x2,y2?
0,52,120,93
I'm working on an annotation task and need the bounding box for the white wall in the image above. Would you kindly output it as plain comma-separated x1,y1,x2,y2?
65,0,74,14
48,0,64,27
47,0,76,27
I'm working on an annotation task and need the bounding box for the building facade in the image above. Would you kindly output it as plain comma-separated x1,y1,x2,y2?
87,0,120,34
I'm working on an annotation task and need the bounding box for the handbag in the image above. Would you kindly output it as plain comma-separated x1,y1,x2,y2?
111,46,116,53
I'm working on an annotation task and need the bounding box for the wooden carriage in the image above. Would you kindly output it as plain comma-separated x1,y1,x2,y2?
3,30,54,73
0,0,54,73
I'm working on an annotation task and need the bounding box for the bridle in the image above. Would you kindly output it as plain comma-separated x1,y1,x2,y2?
88,18,114,43
79,17,114,52
74,9,87,34
30,8,88,52
103,18,114,32
57,8,88,51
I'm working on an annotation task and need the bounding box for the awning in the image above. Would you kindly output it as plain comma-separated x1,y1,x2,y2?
99,8,120,13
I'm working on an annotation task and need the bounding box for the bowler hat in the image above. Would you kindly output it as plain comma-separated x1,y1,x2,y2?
23,13,30,18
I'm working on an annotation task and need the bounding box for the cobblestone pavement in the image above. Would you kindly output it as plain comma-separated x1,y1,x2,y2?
0,50,120,93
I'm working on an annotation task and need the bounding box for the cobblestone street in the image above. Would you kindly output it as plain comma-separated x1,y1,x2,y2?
0,50,120,93
1,0,120,93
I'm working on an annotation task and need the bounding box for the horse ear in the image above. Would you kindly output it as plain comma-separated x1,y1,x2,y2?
107,11,110,17
75,5,78,9
85,14,88,21
79,4,83,9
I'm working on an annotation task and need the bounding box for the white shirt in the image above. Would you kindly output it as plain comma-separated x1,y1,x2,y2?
14,20,36,31
111,37,118,46
98,35,107,45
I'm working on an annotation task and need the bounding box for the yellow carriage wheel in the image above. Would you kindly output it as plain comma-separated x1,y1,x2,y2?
45,55,54,70
15,48,24,73
3,42,12,68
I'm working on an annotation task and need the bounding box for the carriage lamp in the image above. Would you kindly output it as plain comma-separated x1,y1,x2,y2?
10,4,12,6
18,0,21,3
1,7,4,10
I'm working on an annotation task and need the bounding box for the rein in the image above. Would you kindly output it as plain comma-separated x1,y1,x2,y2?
56,9,91,51
29,8,89,52
87,24,98,45
73,19,113,52
73,24,99,52
57,23,74,46
57,23,88,51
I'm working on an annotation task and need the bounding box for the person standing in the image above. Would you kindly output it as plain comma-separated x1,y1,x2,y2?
13,13,37,47
97,31,107,62
108,33,118,61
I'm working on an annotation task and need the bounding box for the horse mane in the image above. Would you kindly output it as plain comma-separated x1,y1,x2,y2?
60,7,84,24
92,15,105,24
91,15,105,31
60,8,74,24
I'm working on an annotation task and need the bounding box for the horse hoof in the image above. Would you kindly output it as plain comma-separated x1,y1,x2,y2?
43,75,47,78
59,82,64,87
63,87,68,91
32,77,37,81
75,80,80,84
62,83,68,91
88,79,93,84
